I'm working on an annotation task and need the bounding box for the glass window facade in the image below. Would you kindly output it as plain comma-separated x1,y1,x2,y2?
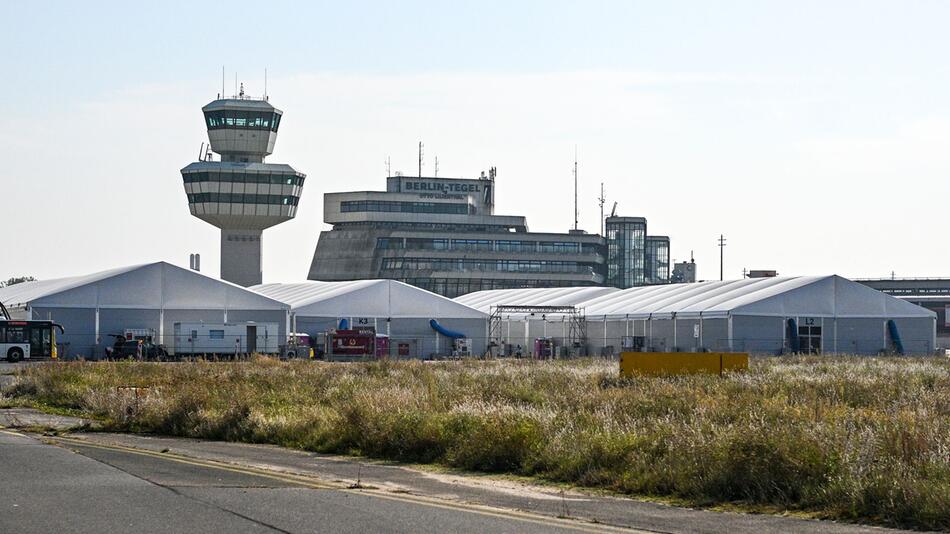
373,237,601,255
182,171,304,186
397,277,596,298
645,237,671,284
187,193,299,205
204,110,281,132
381,258,593,275
340,200,473,215
606,218,647,288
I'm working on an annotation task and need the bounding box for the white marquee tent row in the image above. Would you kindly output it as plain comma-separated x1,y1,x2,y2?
251,280,488,357
0,262,289,358
0,264,489,360
454,276,937,355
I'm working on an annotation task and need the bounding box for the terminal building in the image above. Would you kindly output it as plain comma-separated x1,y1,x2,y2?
307,170,672,298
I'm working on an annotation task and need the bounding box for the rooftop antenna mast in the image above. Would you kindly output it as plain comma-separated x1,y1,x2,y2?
385,156,391,177
418,141,424,178
264,68,268,100
718,235,727,281
434,156,439,177
221,66,225,99
597,182,606,236
573,146,579,231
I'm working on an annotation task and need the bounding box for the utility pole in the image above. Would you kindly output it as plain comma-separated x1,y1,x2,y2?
718,234,727,281
597,182,606,236
573,146,578,231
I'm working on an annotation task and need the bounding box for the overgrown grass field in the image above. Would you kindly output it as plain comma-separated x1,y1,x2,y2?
4,357,949,530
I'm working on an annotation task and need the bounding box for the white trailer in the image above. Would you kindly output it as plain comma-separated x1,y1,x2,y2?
171,322,279,356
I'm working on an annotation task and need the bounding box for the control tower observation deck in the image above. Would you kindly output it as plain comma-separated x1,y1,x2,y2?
180,87,306,286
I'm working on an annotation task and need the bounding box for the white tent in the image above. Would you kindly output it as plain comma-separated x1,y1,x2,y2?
0,262,290,358
252,280,488,357
252,280,486,319
454,276,936,355
453,286,619,315
578,276,936,320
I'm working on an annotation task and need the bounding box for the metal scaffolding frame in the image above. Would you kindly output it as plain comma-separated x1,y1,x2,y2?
488,305,587,354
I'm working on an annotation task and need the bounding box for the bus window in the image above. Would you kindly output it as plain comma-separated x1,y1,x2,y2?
5,326,25,343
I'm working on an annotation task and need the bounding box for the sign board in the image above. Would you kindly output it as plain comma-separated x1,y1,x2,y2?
620,352,749,377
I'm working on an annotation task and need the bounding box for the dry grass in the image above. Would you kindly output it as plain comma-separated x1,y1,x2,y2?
4,356,949,530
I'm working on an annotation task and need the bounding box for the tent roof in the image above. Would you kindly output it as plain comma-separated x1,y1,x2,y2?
0,262,289,311
453,286,619,314
251,280,487,319
452,276,936,320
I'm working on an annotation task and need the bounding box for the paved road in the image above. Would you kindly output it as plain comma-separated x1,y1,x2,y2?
0,409,916,534
0,430,625,534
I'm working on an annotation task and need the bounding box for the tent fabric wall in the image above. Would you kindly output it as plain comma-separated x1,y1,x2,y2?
1,262,291,359
253,281,489,358
252,280,486,320
454,276,936,356
454,286,619,315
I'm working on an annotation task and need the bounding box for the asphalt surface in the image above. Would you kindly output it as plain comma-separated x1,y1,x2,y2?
0,407,921,534
0,430,614,534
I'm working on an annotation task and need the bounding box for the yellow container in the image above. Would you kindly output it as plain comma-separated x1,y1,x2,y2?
620,352,748,377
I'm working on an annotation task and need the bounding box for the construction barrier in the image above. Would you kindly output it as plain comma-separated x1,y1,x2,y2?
619,352,749,377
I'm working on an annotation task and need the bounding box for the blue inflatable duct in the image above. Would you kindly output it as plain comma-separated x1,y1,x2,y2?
786,318,800,353
886,320,905,355
338,318,350,330
429,319,466,339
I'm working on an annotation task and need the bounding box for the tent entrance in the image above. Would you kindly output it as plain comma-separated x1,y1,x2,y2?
798,318,822,354
247,325,257,354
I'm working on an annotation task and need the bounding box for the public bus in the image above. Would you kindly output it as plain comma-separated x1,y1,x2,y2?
0,320,65,362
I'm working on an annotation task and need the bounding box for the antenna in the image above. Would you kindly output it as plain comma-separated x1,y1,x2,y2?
610,201,618,217
264,68,268,100
221,66,225,99
718,235,727,281
385,156,391,177
597,182,606,236
234,72,238,98
434,156,439,177
573,146,578,231
418,141,424,178
198,142,205,161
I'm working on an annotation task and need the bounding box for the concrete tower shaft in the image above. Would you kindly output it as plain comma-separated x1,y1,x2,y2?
181,94,305,287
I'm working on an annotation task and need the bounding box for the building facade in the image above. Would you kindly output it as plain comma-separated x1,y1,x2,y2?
645,236,671,284
308,171,611,298
308,171,673,297
180,88,306,287
605,217,646,288
605,218,672,289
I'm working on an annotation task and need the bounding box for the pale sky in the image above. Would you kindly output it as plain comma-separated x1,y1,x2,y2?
2,1,949,284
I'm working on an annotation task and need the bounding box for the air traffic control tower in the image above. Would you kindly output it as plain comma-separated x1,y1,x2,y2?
180,86,305,286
